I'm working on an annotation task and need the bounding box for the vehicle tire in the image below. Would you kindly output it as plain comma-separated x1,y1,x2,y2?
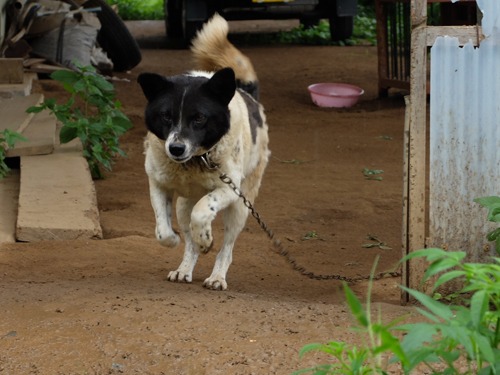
82,0,142,71
165,0,205,46
329,15,354,42
299,14,320,29
165,0,183,39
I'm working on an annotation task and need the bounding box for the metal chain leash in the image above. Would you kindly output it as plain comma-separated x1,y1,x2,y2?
219,173,402,282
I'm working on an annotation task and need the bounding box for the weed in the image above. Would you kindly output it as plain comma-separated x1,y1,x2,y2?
294,248,500,374
106,0,164,20
302,231,323,241
278,20,334,46
474,196,500,256
293,258,406,375
362,234,392,250
27,65,132,179
0,129,26,178
362,168,384,181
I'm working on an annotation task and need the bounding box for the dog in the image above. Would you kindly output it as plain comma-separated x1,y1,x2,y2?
137,14,270,291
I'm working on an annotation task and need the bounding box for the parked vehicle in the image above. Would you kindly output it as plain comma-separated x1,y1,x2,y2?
164,0,358,44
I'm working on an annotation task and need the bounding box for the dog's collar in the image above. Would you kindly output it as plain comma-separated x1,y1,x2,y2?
199,152,219,170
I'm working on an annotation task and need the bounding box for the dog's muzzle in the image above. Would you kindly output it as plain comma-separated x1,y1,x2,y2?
166,141,192,163
169,142,186,157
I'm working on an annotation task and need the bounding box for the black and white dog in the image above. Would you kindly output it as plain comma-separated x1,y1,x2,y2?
138,14,270,290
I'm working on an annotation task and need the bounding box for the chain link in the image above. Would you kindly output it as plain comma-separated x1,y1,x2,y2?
219,173,401,283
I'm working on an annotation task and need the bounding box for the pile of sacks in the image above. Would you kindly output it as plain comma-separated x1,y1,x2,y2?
0,0,141,73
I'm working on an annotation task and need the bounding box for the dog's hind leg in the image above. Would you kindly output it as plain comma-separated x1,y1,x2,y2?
203,200,248,291
167,197,199,283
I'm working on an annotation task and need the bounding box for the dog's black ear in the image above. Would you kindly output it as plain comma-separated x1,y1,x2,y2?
204,68,236,106
137,73,172,102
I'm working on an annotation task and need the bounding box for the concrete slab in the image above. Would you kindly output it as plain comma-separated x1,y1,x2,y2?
0,169,20,243
0,73,37,98
16,150,103,242
0,93,44,133
6,110,56,157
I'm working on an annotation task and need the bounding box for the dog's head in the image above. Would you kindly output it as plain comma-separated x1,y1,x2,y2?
138,68,236,163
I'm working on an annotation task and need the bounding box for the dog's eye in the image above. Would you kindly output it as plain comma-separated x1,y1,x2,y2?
192,113,207,127
160,111,173,125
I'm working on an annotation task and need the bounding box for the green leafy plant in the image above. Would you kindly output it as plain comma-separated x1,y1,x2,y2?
27,65,132,179
294,258,407,375
474,196,500,256
351,5,377,45
294,249,500,374
278,20,334,45
0,129,26,178
277,5,376,46
105,0,164,20
362,168,384,181
398,248,500,374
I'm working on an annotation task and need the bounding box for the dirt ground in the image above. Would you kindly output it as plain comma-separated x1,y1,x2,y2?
0,22,416,374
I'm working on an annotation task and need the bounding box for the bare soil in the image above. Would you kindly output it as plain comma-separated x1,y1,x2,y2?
0,23,415,374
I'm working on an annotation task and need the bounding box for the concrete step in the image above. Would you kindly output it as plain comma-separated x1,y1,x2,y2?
6,110,56,157
0,93,44,133
0,72,37,98
15,147,103,242
0,170,20,243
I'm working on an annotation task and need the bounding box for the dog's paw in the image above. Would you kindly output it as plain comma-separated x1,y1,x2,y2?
203,275,228,291
190,222,213,252
167,270,192,283
156,228,180,248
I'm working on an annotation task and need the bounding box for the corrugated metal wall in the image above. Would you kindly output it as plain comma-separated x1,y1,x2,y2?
429,1,500,260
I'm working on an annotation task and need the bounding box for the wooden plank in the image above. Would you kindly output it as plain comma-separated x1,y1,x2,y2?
411,0,427,28
0,93,44,133
16,150,103,242
0,169,20,243
0,58,24,84
5,110,56,157
427,25,483,46
0,73,37,98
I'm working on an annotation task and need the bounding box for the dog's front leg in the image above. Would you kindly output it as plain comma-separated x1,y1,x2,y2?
190,186,237,252
149,178,180,247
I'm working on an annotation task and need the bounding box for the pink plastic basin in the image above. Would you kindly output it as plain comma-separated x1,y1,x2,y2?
307,83,364,108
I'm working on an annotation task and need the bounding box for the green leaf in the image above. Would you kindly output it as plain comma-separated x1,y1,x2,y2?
297,343,325,358
470,290,488,329
399,322,438,351
111,115,132,131
59,126,78,144
1,129,26,147
91,73,114,93
402,248,459,263
401,286,454,321
474,331,496,364
373,327,409,365
423,257,461,282
51,69,79,85
475,196,500,222
26,105,44,113
434,269,466,290
474,196,500,208
487,228,500,242
343,283,369,327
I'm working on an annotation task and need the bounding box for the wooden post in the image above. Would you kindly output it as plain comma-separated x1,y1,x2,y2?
403,0,483,300
403,0,428,301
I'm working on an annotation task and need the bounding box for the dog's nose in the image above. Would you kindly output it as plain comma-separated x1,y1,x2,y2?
169,143,186,157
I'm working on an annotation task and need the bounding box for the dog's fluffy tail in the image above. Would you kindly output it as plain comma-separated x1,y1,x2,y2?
191,14,259,99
